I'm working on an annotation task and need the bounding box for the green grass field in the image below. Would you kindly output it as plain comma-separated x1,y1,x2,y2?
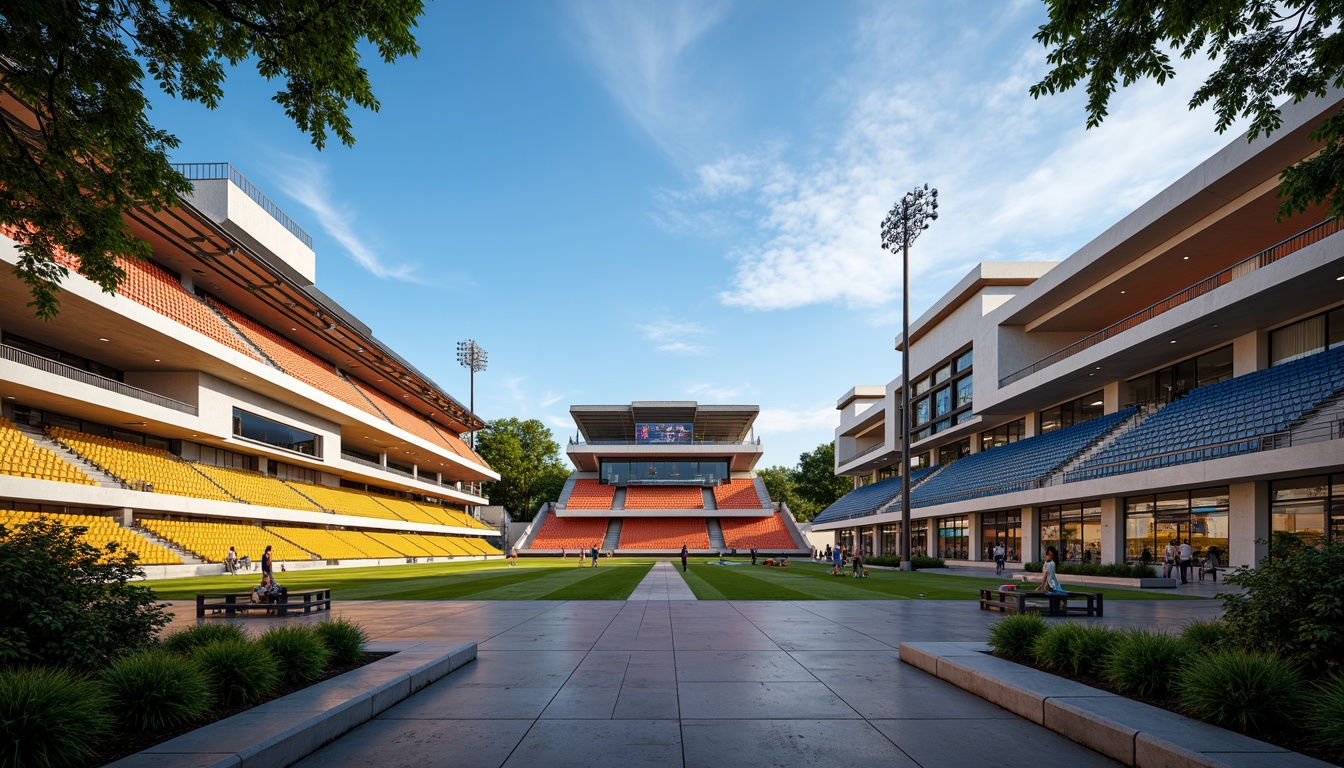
148,558,656,601
148,556,1208,602
681,560,1208,601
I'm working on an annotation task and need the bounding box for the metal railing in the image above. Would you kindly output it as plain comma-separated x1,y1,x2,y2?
2,344,197,415
568,438,761,446
340,451,384,470
839,442,886,465
1000,217,1343,387
171,162,314,248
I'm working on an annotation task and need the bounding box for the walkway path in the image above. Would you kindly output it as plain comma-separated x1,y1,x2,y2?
627,560,696,601
162,598,1222,767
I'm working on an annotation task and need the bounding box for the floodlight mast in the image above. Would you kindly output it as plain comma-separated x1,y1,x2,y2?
881,184,938,572
456,340,488,449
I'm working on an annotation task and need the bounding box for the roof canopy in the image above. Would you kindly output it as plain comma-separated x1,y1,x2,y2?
570,401,758,442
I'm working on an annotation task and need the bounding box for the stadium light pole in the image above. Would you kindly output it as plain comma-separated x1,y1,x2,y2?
456,340,488,450
881,184,938,573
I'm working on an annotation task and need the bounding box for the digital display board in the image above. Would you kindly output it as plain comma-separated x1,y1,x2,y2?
635,423,693,444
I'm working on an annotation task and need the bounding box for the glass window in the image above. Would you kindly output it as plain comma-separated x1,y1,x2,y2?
1272,476,1329,549
934,387,952,416
914,377,931,396
1039,391,1103,433
1196,346,1234,386
980,418,1025,452
937,515,969,560
933,364,953,385
910,519,929,558
954,348,973,372
937,438,969,466
1124,487,1230,566
980,511,1021,562
1271,314,1327,365
955,410,976,425
913,398,931,427
880,524,900,556
599,460,729,485
232,409,320,456
1330,308,1344,350
956,375,973,407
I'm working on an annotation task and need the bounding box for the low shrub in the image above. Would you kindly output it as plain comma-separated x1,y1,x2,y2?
911,555,946,569
257,625,331,685
1176,649,1303,735
1307,673,1344,755
0,667,111,768
100,649,212,732
987,613,1047,662
160,624,249,656
850,555,945,569
1179,619,1226,653
1105,630,1192,698
1221,537,1344,672
1022,561,1155,578
1032,622,1122,678
314,618,369,666
192,640,280,708
0,517,169,670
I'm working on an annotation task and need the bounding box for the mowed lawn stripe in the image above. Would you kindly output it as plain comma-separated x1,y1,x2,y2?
686,565,816,601
539,564,653,600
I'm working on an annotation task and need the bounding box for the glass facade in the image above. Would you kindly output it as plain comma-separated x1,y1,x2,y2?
1038,501,1101,563
910,347,973,442
980,511,1021,562
980,418,1025,452
1270,307,1344,365
1271,474,1344,548
880,524,899,555
1124,487,1229,566
1039,391,1104,434
232,408,320,457
911,519,928,558
1126,345,1233,406
937,438,970,466
600,460,728,485
937,515,969,560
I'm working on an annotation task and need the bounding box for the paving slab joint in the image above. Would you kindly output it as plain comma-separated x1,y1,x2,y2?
898,642,1331,768
106,640,478,768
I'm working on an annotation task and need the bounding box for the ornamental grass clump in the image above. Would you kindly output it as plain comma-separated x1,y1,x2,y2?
1176,649,1303,735
987,613,1047,662
0,667,111,768
1179,619,1226,654
1032,622,1122,678
192,640,280,708
257,625,331,685
100,649,213,732
160,623,249,656
314,618,369,666
1105,629,1192,698
1307,673,1344,756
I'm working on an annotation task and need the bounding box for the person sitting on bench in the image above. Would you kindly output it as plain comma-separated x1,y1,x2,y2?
1034,546,1066,594
251,573,283,603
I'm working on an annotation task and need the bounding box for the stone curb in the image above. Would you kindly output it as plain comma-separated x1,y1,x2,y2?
899,642,1331,768
106,641,477,768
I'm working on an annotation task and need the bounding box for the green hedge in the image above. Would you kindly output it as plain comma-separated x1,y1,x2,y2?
1023,561,1155,578
861,554,946,569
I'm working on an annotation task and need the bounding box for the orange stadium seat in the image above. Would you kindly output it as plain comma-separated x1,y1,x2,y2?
530,515,610,550
624,485,703,510
209,300,383,418
565,479,615,510
618,517,710,549
115,258,265,361
713,480,764,509
348,377,476,458
720,512,798,550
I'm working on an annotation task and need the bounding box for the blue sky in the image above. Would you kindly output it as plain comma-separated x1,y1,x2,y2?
146,0,1236,470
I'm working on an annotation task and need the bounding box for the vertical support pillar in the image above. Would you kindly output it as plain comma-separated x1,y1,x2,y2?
968,512,983,563
1099,497,1123,565
119,508,133,527
1229,481,1270,568
1020,506,1040,564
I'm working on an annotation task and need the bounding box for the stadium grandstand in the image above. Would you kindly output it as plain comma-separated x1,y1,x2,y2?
0,128,501,576
517,402,809,555
816,91,1344,573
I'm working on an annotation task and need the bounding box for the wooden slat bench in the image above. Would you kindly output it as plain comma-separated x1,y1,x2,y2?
979,588,1103,617
196,588,332,618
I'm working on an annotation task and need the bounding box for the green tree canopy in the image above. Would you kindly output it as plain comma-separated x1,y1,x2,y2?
475,417,570,521
760,441,853,521
0,0,424,319
1031,1,1344,220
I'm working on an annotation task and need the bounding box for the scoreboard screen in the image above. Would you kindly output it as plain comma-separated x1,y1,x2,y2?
635,423,693,443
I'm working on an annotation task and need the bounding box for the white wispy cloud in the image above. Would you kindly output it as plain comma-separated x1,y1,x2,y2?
687,382,753,402
569,0,728,158
652,5,1229,312
755,404,837,435
274,158,423,282
638,319,709,355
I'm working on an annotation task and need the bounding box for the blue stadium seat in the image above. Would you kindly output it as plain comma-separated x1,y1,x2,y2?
812,467,935,525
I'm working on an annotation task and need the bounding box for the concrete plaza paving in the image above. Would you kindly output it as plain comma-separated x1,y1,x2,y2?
163,569,1223,768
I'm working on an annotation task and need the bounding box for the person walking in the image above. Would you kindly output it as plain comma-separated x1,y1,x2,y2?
509,546,518,567
224,546,238,575
832,544,844,575
852,549,864,578
1178,539,1194,584
579,547,586,566
1162,540,1177,579
750,546,757,565
261,545,273,577
680,543,689,573
591,542,599,567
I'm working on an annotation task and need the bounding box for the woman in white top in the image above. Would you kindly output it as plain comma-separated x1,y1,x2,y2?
1036,546,1063,593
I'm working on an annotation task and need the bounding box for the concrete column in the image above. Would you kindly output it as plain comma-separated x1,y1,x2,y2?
1020,506,1040,563
119,508,133,527
1233,330,1268,376
1023,413,1039,439
1102,381,1122,413
412,465,419,481
1229,481,1270,568
969,512,983,562
1099,497,1123,565
257,457,268,475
